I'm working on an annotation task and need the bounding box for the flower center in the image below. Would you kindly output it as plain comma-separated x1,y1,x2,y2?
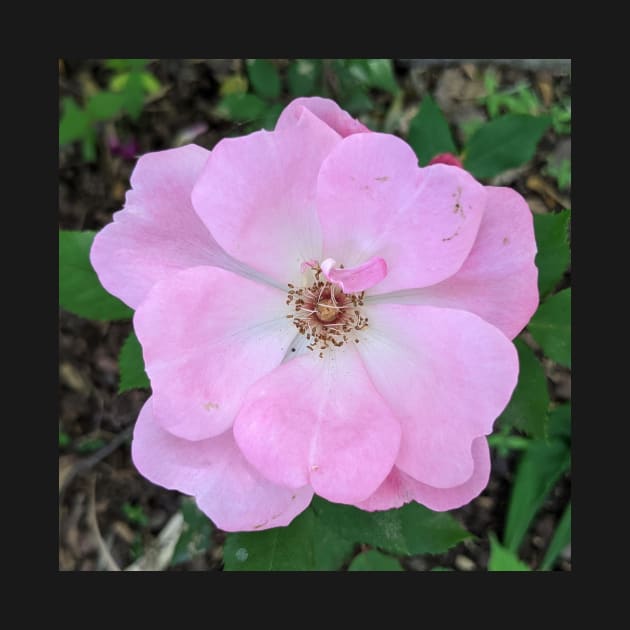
315,298,339,323
286,264,368,358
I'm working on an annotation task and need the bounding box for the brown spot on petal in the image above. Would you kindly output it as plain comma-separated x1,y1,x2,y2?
503,237,510,245
442,227,461,242
374,176,389,182
203,401,219,411
453,186,465,218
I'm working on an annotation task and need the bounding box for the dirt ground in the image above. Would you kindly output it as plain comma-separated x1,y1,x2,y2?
58,59,571,571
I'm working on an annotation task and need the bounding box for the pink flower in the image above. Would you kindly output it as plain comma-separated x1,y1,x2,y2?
91,97,538,532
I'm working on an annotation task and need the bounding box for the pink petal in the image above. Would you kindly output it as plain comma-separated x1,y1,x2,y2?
358,304,518,488
316,134,487,293
90,144,240,310
275,97,369,137
191,107,341,285
134,266,296,441
233,348,401,504
368,187,539,339
320,256,387,293
356,437,491,512
132,398,313,532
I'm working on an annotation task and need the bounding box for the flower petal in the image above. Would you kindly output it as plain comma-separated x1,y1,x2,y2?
367,186,539,339
132,398,313,532
191,107,341,285
355,437,491,512
233,347,401,504
275,97,370,137
358,304,517,488
320,256,387,293
90,144,241,310
134,266,295,441
316,133,487,293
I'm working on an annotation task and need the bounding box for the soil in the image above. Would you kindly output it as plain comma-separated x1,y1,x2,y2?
58,59,571,571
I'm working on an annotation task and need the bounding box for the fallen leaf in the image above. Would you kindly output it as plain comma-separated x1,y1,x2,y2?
526,175,571,209
537,71,554,107
59,454,78,492
60,362,91,395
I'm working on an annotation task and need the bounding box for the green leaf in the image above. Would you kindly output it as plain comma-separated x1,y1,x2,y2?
548,404,571,441
311,497,470,556
534,209,571,298
498,338,549,439
118,332,150,393
109,72,130,92
346,59,371,84
344,59,398,94
76,437,106,453
348,550,403,571
223,509,316,571
120,70,145,120
487,433,530,453
122,502,148,527
539,502,571,571
246,59,281,100
363,59,399,93
504,439,571,553
260,102,283,131
528,289,571,367
128,58,149,71
488,534,531,571
171,498,214,566
311,517,355,570
408,94,457,166
288,59,321,96
141,72,162,95
106,58,148,71
58,429,71,448
217,93,268,122
86,91,125,121
340,89,373,115
81,130,97,162
59,230,133,321
223,506,355,571
59,97,90,145
463,114,551,179
106,59,130,71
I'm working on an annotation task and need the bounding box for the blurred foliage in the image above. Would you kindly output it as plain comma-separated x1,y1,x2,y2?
171,498,214,566
480,68,571,135
223,498,469,571
215,59,399,133
58,429,71,448
59,59,160,161
545,158,571,190
534,209,571,298
348,550,403,571
58,230,132,321
75,437,106,454
122,502,149,527
118,332,150,393
488,534,532,571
